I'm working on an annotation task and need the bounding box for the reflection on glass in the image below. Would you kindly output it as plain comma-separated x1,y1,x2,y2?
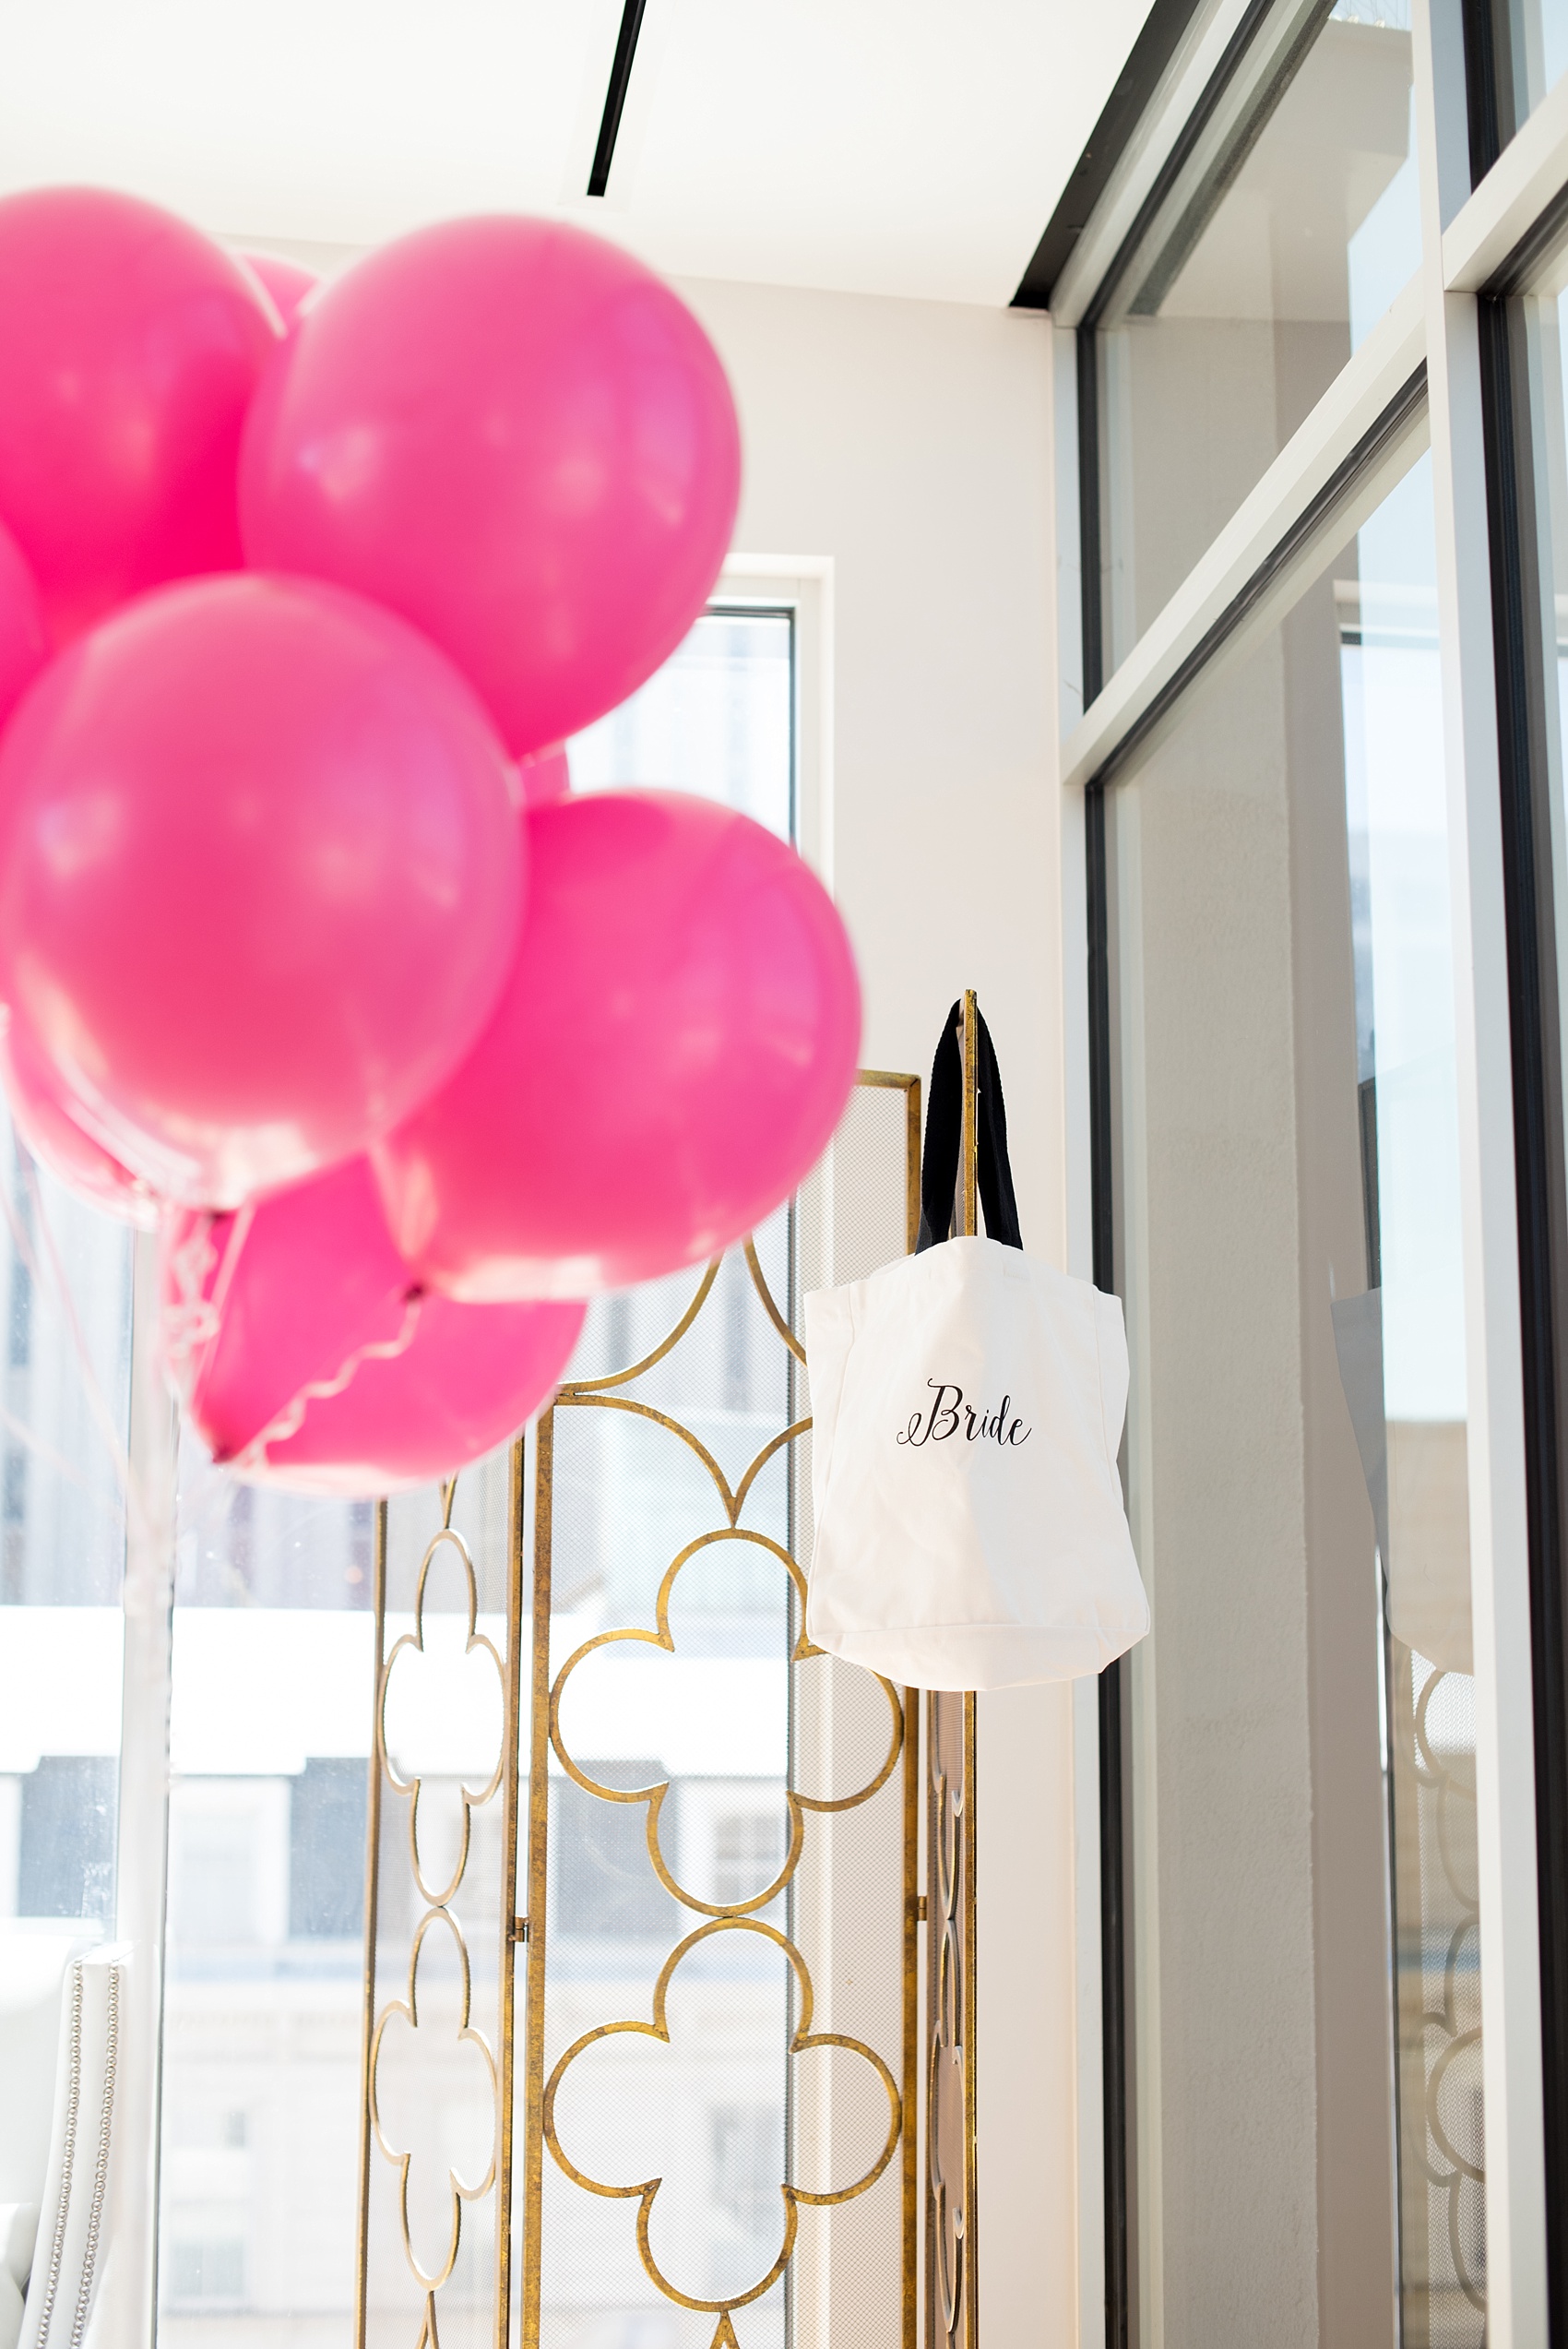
1098,0,1420,674
1499,0,1568,149
1108,444,1483,2338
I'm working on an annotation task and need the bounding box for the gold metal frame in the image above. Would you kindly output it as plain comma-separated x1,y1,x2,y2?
357,1068,930,2349
518,1411,553,2349
540,1917,902,2314
353,1501,388,2346
356,1481,515,2349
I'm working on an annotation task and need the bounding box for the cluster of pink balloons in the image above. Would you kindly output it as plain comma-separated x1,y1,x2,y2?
0,188,861,1494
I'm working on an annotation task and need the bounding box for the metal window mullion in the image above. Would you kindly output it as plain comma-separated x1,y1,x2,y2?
1048,0,1276,328
1062,278,1427,791
1415,1,1551,2339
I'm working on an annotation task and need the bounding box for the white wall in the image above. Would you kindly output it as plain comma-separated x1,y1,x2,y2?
679,273,1078,2346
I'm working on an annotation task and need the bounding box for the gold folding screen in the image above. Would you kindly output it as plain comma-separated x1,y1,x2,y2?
356,1460,518,2348
354,1069,950,2349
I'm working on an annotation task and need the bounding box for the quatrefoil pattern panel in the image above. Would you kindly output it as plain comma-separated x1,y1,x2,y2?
542,1917,901,2312
362,1474,515,2349
527,1186,918,2349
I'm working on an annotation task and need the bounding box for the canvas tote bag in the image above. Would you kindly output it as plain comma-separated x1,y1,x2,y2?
803,1003,1149,1691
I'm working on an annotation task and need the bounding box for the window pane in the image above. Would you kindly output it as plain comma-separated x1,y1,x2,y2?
1108,442,1483,2339
1097,0,1419,677
1498,0,1568,151
0,1128,132,1947
569,608,793,840
158,1442,375,2342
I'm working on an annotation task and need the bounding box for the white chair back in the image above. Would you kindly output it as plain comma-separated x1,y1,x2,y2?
18,1947,125,2349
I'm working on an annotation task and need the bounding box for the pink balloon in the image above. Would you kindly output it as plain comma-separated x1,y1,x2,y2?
240,249,317,328
0,187,277,646
0,1014,160,1229
162,1151,581,1490
253,1289,585,1494
374,791,861,1299
0,573,524,1207
161,1155,411,1460
0,519,46,734
517,743,570,808
240,216,741,756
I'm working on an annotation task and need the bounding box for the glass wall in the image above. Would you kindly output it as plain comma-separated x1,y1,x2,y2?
1106,441,1481,2342
1054,0,1568,2309
1095,0,1420,671
1494,0,1568,149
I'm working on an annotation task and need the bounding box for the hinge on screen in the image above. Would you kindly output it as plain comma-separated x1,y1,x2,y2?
511,1915,530,1944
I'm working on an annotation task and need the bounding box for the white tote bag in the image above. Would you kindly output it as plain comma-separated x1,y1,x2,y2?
803,1005,1148,1692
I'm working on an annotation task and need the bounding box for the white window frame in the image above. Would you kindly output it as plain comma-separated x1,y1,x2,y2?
717,554,835,883
1051,0,1568,2334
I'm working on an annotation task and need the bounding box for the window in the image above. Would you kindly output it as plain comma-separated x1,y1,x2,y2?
1482,0,1568,155
0,1128,132,1940
164,2238,246,2307
570,605,794,839
710,2101,786,2295
1042,0,1568,2325
1088,0,1420,675
553,1760,679,1941
1099,437,1482,2338
17,1756,116,1920
712,1807,787,1909
289,1758,367,1940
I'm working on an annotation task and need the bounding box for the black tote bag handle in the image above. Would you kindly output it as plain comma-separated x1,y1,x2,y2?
916,999,1024,1252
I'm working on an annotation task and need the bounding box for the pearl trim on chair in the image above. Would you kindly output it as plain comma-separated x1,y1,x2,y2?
24,1955,119,2349
27,1967,81,2349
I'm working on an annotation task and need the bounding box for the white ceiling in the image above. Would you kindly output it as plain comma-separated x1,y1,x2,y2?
0,0,1153,305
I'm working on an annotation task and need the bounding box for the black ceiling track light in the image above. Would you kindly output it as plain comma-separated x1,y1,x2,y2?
588,0,650,197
